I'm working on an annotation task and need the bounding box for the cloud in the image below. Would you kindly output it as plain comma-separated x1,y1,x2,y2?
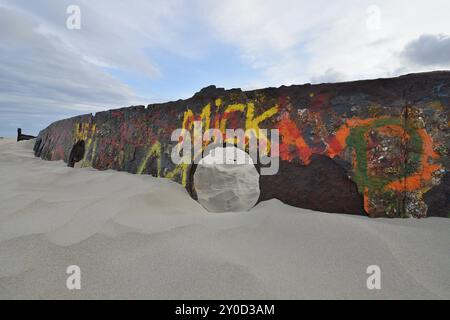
1,0,186,78
0,5,141,136
0,0,194,136
400,34,450,67
203,0,450,85
202,0,343,86
311,69,345,84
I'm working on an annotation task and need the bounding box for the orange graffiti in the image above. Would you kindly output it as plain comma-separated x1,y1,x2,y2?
278,113,314,164
387,129,441,192
324,117,387,158
326,124,350,158
364,187,370,213
376,125,410,139
346,117,383,127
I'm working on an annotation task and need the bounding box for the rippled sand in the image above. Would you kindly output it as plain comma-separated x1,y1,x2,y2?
0,138,449,299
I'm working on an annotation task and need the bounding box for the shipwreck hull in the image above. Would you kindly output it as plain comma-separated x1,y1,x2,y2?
34,72,450,218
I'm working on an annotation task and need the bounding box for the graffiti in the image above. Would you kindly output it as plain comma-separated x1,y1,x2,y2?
276,110,443,217
278,113,315,164
170,120,280,176
73,122,97,167
68,101,444,218
69,101,444,218
182,99,279,147
151,100,280,185
137,141,162,176
35,73,450,218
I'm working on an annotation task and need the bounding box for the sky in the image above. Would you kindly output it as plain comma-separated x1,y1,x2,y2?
1,0,450,137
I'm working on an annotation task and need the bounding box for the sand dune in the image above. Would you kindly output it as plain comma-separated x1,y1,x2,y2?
0,138,449,299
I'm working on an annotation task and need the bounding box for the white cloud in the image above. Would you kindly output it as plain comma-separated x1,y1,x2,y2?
203,0,450,86
311,69,345,84
1,0,189,78
0,5,143,132
0,0,192,135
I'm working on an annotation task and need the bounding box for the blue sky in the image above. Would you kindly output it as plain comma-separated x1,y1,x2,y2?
110,43,261,102
1,0,450,136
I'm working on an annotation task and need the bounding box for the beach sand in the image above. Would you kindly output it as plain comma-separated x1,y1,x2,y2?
0,138,449,299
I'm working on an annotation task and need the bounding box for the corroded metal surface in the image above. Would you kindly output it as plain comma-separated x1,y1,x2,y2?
34,72,449,218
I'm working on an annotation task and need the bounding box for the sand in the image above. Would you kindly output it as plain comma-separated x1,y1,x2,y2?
0,138,449,299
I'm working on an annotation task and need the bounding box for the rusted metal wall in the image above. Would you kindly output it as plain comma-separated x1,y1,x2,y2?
34,72,450,218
